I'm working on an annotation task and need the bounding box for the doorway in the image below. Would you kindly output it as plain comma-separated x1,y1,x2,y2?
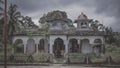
53,38,65,58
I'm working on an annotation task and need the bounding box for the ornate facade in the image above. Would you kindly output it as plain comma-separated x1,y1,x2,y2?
12,10,105,58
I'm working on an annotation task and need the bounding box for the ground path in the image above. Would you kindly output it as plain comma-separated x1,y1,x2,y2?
0,64,119,68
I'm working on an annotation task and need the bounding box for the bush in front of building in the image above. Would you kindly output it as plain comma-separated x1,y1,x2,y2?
105,32,120,63
68,53,85,63
13,54,29,63
89,53,106,63
33,52,50,63
105,45,120,63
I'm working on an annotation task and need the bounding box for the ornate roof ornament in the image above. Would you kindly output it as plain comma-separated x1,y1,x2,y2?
47,10,67,20
77,12,88,20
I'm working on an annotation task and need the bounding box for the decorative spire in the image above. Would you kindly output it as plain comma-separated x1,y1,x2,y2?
77,12,88,20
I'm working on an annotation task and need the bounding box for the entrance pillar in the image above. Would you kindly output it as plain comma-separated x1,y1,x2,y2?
50,40,54,54
78,39,81,53
23,41,27,54
65,40,68,55
35,40,39,54
23,39,27,54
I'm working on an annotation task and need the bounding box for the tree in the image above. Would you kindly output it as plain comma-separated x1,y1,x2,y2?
7,3,21,43
105,27,114,45
23,16,38,28
90,20,105,32
0,18,4,48
17,16,38,30
90,20,99,32
0,0,4,49
0,0,4,17
3,3,39,37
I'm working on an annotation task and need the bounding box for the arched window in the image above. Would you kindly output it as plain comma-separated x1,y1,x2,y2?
14,39,24,53
53,38,65,58
81,22,84,26
69,39,79,53
81,39,92,54
26,39,35,54
81,22,87,28
39,39,45,52
93,39,102,55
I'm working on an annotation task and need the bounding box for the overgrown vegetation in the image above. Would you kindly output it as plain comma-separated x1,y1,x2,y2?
0,0,120,64
0,2,39,53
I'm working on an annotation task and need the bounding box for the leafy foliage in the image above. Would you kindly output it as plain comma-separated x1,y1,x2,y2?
6,4,22,44
89,20,105,32
0,3,38,52
112,32,120,46
68,53,85,63
105,45,120,62
91,55,106,62
0,0,4,17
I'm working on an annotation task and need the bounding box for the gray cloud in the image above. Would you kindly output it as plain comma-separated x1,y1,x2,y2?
10,0,90,13
8,0,120,32
95,0,120,17
94,0,120,31
12,0,57,13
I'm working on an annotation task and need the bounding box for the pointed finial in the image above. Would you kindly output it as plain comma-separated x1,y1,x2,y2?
77,12,88,20
81,12,84,15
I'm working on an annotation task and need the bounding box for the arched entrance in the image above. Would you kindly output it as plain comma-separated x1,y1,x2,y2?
81,39,92,54
53,38,65,58
69,39,79,53
14,39,24,53
26,39,35,54
38,39,45,52
93,39,102,55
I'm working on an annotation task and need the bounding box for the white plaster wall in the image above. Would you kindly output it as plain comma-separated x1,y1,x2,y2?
13,36,45,45
68,36,104,44
12,35,105,54
12,36,46,53
50,35,67,43
13,35,104,45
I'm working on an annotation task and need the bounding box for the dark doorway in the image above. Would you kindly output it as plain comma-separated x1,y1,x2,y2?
53,38,65,58
69,39,79,53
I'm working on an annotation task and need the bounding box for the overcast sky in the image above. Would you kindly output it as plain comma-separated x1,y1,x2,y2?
8,0,120,32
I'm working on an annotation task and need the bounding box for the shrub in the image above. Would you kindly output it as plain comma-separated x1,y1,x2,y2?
68,53,85,63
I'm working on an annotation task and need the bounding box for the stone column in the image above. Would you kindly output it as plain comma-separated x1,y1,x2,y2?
45,40,48,53
35,40,39,54
90,39,94,53
65,40,68,55
78,39,80,53
22,39,27,54
50,40,54,54
68,43,70,53
23,42,27,54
